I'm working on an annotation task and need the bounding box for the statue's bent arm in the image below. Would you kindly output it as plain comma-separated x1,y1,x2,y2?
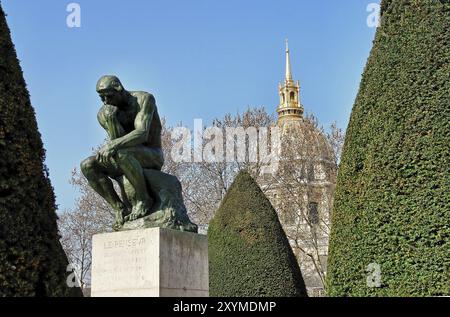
112,94,155,150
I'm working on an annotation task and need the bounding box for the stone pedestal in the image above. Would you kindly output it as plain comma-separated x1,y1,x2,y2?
91,228,208,297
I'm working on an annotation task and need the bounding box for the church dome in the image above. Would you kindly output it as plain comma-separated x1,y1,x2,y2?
280,118,335,165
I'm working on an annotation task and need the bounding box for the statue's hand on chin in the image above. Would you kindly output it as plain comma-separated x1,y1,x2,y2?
102,104,119,118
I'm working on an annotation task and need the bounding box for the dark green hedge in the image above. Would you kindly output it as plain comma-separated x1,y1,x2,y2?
0,5,81,296
208,170,307,297
327,0,449,296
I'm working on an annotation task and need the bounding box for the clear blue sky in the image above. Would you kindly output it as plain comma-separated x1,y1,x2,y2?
2,0,379,212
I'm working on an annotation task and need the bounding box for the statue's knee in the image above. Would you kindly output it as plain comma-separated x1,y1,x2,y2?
80,157,95,177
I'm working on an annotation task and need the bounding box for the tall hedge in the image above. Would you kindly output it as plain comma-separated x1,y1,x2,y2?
0,5,81,296
327,0,449,296
208,170,307,297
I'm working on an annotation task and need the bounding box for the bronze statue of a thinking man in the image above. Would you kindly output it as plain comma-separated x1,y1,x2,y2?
81,75,197,232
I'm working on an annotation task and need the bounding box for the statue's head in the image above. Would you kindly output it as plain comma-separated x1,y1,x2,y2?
96,75,126,106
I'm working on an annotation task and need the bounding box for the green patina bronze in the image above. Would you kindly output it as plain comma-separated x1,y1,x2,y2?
81,75,197,233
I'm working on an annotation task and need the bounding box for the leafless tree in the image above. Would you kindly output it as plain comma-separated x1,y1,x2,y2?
178,107,276,227
58,168,114,290
326,121,345,166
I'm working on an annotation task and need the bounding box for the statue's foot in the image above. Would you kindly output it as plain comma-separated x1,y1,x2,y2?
112,208,126,231
124,200,150,222
113,221,123,231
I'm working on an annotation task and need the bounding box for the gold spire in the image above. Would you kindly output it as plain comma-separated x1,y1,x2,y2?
285,39,293,83
277,39,304,125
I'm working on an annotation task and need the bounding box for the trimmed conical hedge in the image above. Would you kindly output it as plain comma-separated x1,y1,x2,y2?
208,170,307,297
0,5,81,296
327,0,449,296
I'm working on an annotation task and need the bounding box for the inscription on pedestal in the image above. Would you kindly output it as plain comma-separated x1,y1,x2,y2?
91,228,208,297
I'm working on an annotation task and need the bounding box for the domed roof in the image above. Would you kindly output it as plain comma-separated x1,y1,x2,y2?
279,118,335,164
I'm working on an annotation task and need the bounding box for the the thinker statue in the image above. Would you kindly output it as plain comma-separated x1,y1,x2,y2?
81,75,197,233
